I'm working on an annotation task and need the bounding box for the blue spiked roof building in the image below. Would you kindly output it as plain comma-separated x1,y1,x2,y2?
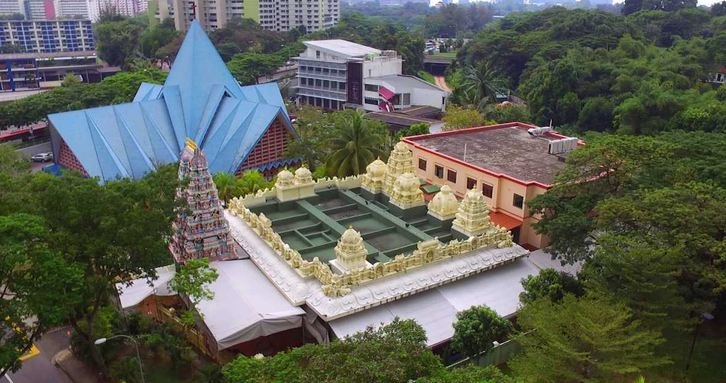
48,21,298,183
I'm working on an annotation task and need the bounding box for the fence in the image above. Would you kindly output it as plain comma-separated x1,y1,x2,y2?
157,306,216,361
446,336,524,370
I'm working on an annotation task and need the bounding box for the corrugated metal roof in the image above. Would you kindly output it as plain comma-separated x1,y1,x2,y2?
48,20,293,183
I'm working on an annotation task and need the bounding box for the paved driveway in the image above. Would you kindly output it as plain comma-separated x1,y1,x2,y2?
5,327,75,383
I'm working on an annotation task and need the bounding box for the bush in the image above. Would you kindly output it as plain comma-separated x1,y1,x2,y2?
451,305,512,357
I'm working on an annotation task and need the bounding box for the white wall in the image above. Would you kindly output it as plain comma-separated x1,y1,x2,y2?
362,57,402,78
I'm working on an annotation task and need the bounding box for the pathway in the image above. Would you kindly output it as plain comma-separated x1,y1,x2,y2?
434,76,452,93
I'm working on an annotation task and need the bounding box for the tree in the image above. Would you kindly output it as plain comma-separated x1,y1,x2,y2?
0,144,30,176
170,258,219,304
94,18,145,67
519,268,584,304
213,172,241,202
325,111,386,177
484,103,531,124
395,122,430,140
285,106,332,172
213,170,271,202
460,62,506,110
222,318,443,383
441,105,490,131
0,213,82,377
451,305,512,357
170,258,219,325
227,52,284,84
139,22,179,59
712,1,726,16
510,294,670,383
582,235,691,330
417,366,516,383
25,166,180,371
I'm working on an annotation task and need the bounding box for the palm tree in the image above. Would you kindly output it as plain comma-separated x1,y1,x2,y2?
212,172,240,202
325,111,385,177
461,62,506,110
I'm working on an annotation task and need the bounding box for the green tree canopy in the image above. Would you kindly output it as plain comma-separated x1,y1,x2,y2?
451,305,513,357
325,111,387,177
442,105,491,131
222,318,443,383
519,268,584,304
510,294,670,383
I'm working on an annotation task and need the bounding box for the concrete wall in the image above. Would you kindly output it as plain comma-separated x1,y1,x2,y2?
362,58,401,78
16,141,51,159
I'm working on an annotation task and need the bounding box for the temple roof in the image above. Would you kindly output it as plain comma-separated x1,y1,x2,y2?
48,20,292,183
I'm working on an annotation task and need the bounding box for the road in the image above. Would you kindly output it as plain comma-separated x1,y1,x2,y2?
434,76,452,93
4,327,74,383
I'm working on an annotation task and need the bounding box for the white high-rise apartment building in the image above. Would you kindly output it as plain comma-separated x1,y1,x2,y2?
87,0,145,21
153,0,339,32
53,0,90,18
0,0,24,16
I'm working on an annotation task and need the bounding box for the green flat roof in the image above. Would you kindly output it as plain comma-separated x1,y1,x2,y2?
248,187,454,264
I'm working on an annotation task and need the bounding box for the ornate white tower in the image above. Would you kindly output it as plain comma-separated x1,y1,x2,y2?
383,142,415,196
452,189,494,237
428,185,459,221
334,227,369,272
361,158,387,194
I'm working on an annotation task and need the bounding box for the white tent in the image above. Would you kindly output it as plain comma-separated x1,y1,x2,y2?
117,265,177,309
197,260,305,350
328,258,541,347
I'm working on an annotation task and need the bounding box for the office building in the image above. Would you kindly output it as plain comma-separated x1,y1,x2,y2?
403,122,583,249
295,39,448,112
0,50,112,92
153,0,340,32
0,20,94,53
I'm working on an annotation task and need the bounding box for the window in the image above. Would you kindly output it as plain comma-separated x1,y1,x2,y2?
365,97,378,105
466,177,476,190
482,183,493,198
513,193,524,209
402,93,410,105
418,158,427,171
316,50,320,58
435,165,444,178
447,169,457,183
365,84,378,92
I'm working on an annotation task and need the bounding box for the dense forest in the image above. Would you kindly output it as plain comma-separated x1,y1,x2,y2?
453,6,725,133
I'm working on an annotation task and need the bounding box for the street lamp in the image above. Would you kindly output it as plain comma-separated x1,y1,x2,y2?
94,335,146,383
685,312,715,371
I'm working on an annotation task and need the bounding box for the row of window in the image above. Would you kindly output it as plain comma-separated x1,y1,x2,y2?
300,78,346,91
418,158,525,209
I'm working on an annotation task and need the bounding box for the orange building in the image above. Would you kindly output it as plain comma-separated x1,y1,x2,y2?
403,122,581,249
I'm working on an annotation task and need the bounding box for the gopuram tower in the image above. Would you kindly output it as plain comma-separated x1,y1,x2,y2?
170,139,236,263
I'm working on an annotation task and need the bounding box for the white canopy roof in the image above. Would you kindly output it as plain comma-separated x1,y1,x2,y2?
328,257,541,346
117,265,177,309
197,260,305,350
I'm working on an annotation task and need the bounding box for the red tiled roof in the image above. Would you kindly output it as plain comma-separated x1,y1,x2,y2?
490,212,522,230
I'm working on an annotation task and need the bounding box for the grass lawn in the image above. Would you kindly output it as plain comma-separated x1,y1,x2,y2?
417,70,435,84
428,51,458,59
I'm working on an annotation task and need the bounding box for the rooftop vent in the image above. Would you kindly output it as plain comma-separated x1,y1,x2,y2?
548,137,579,155
527,126,553,136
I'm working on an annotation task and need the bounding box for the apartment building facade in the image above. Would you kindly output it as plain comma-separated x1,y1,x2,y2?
152,0,339,32
295,39,448,112
0,19,94,53
402,123,580,249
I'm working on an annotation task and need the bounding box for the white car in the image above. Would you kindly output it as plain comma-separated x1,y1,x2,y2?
31,152,53,162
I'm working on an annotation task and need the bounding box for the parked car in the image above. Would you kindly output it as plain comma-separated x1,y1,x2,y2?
31,152,53,162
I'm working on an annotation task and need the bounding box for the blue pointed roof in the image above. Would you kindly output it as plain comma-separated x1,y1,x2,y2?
48,20,294,183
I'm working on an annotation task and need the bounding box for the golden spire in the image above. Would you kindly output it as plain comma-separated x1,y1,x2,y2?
185,138,198,152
